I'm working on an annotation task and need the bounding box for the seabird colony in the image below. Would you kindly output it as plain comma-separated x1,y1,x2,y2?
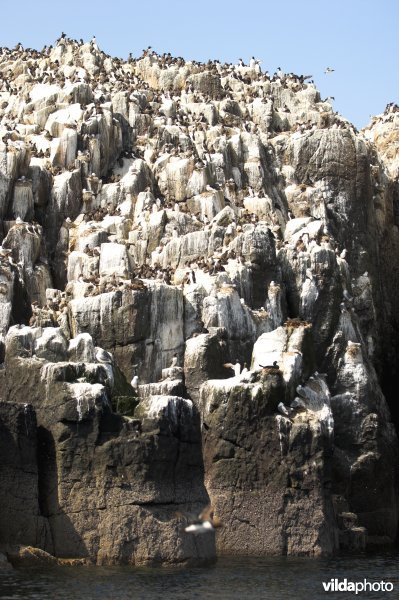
0,34,388,393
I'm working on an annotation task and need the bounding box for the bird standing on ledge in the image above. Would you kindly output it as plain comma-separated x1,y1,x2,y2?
259,360,279,369
95,347,113,364
223,360,241,377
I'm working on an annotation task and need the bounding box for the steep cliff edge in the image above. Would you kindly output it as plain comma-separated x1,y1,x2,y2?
0,38,398,564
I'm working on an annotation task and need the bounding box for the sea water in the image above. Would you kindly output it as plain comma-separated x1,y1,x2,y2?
0,553,397,600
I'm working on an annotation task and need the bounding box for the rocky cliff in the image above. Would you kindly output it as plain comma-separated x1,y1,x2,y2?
0,36,398,564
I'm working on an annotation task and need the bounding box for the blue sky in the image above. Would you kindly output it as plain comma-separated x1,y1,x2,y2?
1,0,397,128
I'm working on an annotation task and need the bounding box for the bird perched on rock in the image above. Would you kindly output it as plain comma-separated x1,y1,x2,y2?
131,375,139,390
314,371,327,380
170,353,178,367
184,505,222,534
342,289,353,302
290,397,307,411
296,384,308,399
26,225,38,237
240,370,258,384
305,268,314,281
0,246,12,258
223,359,241,377
96,347,113,364
260,360,279,369
277,402,291,417
340,302,348,314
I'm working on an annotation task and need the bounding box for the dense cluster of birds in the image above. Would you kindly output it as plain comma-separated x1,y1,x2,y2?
0,37,357,292
0,34,348,141
0,35,374,434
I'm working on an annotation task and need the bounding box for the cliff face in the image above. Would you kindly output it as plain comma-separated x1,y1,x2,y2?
0,38,398,564
1,327,211,564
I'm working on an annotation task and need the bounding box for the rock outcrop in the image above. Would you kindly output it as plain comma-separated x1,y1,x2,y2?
0,37,398,564
1,325,211,564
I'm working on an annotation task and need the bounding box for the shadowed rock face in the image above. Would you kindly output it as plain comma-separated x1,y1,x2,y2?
199,374,338,556
1,327,212,564
0,401,51,549
0,38,398,563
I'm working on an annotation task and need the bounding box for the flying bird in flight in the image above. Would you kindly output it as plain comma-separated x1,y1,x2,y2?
184,505,222,534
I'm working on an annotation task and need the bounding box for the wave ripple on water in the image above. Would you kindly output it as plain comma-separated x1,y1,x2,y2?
0,553,398,600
